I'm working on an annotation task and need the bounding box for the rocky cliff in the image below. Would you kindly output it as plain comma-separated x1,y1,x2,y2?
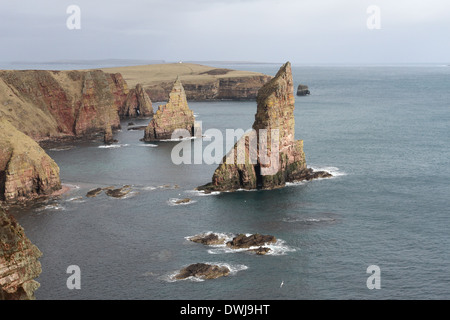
198,62,331,192
0,119,61,203
120,83,153,118
143,78,195,141
0,206,42,300
0,69,153,142
101,63,273,102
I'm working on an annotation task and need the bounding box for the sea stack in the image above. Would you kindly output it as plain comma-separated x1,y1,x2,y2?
0,119,62,203
121,83,154,118
0,206,43,300
143,77,195,141
198,62,331,192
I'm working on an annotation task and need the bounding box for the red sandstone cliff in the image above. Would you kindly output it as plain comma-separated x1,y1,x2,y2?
0,206,42,300
0,70,151,141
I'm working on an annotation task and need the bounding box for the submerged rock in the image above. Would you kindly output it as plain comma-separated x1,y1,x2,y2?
296,84,310,96
226,234,276,249
104,185,132,198
143,77,196,141
197,62,331,192
0,207,42,300
174,198,191,204
86,188,103,198
248,246,271,255
174,263,230,280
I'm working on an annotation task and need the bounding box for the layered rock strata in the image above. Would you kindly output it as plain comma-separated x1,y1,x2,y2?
0,119,61,203
143,78,195,141
198,62,331,192
120,84,153,118
101,63,273,102
0,70,152,142
0,206,42,300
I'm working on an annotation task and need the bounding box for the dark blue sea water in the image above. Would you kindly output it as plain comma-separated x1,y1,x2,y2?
10,63,450,300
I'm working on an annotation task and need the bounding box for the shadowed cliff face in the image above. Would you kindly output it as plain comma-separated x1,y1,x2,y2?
0,206,42,300
0,119,61,203
0,70,151,141
198,62,330,192
143,78,195,141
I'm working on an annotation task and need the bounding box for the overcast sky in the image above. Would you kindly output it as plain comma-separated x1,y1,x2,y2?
0,0,449,64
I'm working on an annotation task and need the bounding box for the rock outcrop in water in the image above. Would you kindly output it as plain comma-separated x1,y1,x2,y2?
143,78,195,141
226,234,276,249
197,62,331,192
0,206,42,300
174,263,230,280
297,84,310,96
0,119,61,203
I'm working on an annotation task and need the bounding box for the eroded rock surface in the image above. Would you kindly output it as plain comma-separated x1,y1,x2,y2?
0,207,42,300
198,62,331,192
174,263,230,280
0,119,61,203
143,78,195,141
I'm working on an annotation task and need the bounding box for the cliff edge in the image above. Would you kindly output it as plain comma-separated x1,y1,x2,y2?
0,206,42,300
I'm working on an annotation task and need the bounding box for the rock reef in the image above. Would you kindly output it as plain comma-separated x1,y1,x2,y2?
174,263,230,280
0,206,42,300
198,62,331,192
0,119,61,203
143,78,195,141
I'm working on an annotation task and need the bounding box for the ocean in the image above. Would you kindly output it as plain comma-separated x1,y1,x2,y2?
8,63,450,300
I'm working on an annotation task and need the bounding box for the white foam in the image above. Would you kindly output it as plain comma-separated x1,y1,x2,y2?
98,144,129,149
282,217,336,223
310,166,347,178
138,144,158,148
159,136,199,142
35,204,66,212
186,190,221,196
65,197,85,203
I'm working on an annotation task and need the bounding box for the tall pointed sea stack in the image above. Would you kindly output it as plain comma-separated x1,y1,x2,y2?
198,62,331,192
143,78,195,141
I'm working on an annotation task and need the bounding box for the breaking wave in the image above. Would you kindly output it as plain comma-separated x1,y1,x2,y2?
98,144,129,149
